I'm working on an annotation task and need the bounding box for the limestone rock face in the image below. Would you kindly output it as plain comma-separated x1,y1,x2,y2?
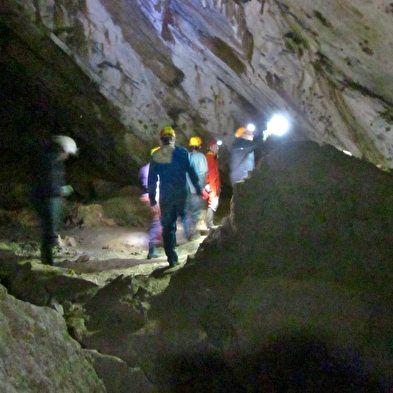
0,284,105,393
1,0,393,184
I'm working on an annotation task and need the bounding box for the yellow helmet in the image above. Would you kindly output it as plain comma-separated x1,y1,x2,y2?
150,146,160,155
189,136,202,147
235,127,247,138
160,126,175,137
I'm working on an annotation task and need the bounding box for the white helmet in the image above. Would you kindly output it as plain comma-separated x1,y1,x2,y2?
53,135,78,155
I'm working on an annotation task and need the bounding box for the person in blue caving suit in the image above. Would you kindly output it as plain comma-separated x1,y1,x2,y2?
148,126,208,267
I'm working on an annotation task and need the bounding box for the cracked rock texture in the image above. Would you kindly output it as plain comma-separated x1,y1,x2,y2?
1,0,393,186
0,284,106,393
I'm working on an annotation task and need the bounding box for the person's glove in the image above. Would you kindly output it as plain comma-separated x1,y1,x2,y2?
210,197,219,211
151,203,160,213
61,185,74,196
204,184,212,193
201,189,209,200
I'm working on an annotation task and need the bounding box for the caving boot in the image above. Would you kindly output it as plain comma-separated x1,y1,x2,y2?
169,261,179,268
168,251,179,267
147,245,160,259
206,208,214,229
41,243,54,266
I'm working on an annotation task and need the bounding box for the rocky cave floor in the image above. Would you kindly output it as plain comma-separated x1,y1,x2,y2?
0,220,210,286
3,143,393,391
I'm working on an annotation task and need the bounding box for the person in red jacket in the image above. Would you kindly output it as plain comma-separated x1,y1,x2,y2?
205,139,221,229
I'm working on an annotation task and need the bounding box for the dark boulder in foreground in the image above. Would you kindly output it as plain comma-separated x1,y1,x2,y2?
148,141,393,391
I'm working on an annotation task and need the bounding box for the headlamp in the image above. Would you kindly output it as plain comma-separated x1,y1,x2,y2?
263,115,290,140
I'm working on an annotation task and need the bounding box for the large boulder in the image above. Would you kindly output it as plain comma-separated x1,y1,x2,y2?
8,261,99,307
144,141,393,390
0,284,105,393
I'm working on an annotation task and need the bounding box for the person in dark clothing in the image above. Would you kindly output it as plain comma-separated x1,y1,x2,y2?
31,135,77,265
148,126,208,267
230,126,262,185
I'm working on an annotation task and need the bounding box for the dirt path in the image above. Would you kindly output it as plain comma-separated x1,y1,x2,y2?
0,197,230,285
0,222,208,285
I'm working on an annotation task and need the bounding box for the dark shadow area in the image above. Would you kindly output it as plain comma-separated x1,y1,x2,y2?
0,249,22,283
156,334,387,392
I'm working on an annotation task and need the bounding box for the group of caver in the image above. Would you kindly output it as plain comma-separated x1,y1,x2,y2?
32,124,260,268
139,124,262,267
139,127,221,267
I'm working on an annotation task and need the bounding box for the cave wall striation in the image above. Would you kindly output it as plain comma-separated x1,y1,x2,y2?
1,0,393,178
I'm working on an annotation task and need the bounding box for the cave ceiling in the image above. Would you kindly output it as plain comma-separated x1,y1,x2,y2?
1,0,393,184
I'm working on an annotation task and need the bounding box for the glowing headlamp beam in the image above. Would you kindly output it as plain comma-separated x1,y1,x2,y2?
263,115,290,140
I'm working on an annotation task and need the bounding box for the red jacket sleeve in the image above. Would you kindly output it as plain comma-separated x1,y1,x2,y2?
205,152,221,197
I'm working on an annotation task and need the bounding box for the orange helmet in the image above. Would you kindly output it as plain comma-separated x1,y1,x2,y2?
235,127,247,138
160,126,175,137
189,136,202,147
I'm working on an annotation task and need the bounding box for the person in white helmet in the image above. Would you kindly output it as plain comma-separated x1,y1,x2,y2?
30,135,78,265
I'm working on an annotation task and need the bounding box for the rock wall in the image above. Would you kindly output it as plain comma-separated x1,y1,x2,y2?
146,141,393,390
2,0,393,179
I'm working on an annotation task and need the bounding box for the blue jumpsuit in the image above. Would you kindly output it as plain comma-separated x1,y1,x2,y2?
148,145,201,266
